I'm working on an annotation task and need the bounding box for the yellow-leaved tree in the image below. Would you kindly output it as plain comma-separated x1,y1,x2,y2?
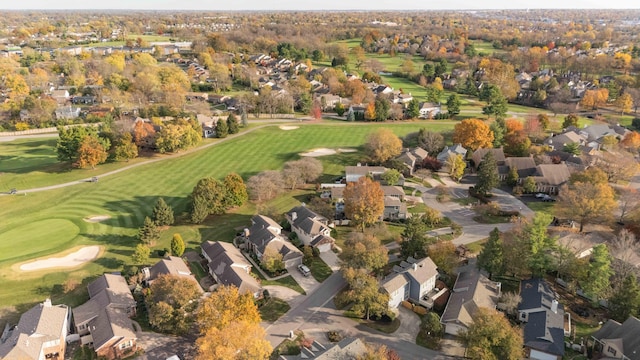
195,286,271,360
364,128,402,164
343,177,385,232
452,118,494,151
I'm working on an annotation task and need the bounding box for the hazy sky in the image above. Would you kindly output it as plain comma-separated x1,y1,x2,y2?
1,0,637,10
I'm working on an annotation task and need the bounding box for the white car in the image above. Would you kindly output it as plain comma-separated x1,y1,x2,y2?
297,264,311,277
535,193,546,198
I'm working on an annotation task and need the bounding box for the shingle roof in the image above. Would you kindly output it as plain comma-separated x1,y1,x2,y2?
523,310,565,356
441,268,500,327
246,215,283,254
533,163,571,186
382,272,410,294
592,317,640,360
472,148,505,168
202,241,261,296
345,165,386,177
148,256,193,281
505,157,537,178
88,273,132,299
382,186,405,197
519,278,556,311
91,307,136,352
0,300,68,360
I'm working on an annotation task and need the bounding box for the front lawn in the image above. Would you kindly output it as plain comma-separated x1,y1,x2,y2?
408,203,428,214
465,238,488,254
308,256,333,282
259,297,291,322
526,201,555,215
359,317,401,333
189,261,207,282
473,214,514,224
260,274,306,295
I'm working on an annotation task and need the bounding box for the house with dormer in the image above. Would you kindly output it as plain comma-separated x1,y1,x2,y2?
591,316,640,360
243,215,303,268
382,257,443,309
201,241,262,297
141,256,199,288
396,147,429,175
285,206,335,253
518,278,569,360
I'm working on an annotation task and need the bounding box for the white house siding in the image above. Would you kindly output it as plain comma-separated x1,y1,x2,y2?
294,229,314,246
444,323,466,336
529,349,558,360
388,288,406,308
419,277,437,299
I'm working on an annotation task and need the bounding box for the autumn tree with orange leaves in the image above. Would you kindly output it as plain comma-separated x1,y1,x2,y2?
453,119,494,151
344,177,385,232
76,135,109,169
133,120,157,148
364,128,403,164
580,88,609,110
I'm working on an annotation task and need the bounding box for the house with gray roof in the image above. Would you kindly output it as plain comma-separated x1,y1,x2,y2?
286,206,335,253
396,147,429,175
281,337,367,359
345,165,387,183
440,268,501,335
437,144,467,164
243,215,303,268
591,316,640,360
201,241,262,297
383,196,408,220
471,147,506,170
142,256,199,287
72,274,137,360
503,156,538,181
0,299,69,360
530,164,571,194
518,279,569,360
382,257,443,309
544,130,586,151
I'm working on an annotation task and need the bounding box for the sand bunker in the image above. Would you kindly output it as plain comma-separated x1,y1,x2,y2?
300,148,357,157
84,215,111,223
19,246,102,271
279,125,299,130
300,148,337,157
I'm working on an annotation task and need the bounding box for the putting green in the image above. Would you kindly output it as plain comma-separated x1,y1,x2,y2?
0,219,80,264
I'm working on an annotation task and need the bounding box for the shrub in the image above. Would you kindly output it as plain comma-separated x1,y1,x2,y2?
413,305,428,315
422,156,443,171
14,122,30,131
401,300,413,310
327,330,343,343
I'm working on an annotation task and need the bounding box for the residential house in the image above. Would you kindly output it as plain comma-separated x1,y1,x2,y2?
71,95,97,105
285,206,335,253
51,89,70,104
544,150,590,172
72,274,137,360
544,130,586,151
281,337,367,360
383,196,409,220
529,164,571,194
554,231,606,259
243,215,303,268
345,165,387,183
396,148,429,175
55,106,81,120
518,279,569,360
196,114,216,138
580,124,629,146
382,257,443,309
440,268,501,335
471,147,505,170
201,241,262,297
419,102,441,119
591,316,640,360
382,186,405,201
185,92,209,102
316,94,342,111
436,144,468,164
501,156,537,182
141,256,199,288
0,299,69,360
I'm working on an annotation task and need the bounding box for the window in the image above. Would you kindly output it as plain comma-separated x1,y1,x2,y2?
521,312,526,319
607,346,617,356
119,340,133,350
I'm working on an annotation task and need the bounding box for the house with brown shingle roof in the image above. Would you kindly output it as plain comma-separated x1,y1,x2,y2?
591,316,640,360
396,147,429,175
286,206,335,253
72,274,137,360
243,215,303,268
471,147,505,170
440,268,501,335
0,299,69,360
201,241,262,297
530,163,571,194
500,156,537,182
142,256,200,289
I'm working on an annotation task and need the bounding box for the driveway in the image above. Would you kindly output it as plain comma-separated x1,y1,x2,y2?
319,251,341,272
391,306,421,343
134,332,196,360
263,285,305,308
287,264,321,294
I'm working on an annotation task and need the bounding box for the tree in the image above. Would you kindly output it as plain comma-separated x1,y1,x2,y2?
481,86,508,120
569,167,608,185
261,246,285,274
247,170,284,202
223,173,248,208
580,88,609,110
152,197,174,226
615,93,633,115
506,166,519,187
453,119,494,151
522,176,537,194
342,267,389,320
132,244,150,264
499,292,522,317
335,102,346,116
138,216,160,245
401,214,438,259
342,232,388,273
582,244,613,301
608,274,640,322
190,195,210,224
477,228,504,278
195,286,270,360
76,135,109,169
621,131,640,151
147,274,201,334
55,126,96,163
215,118,229,138
537,113,550,130
417,129,444,154
381,169,401,185
617,188,640,223
446,94,461,117
428,241,458,275
190,177,227,223
364,102,376,121
112,132,138,161
459,308,524,360
374,97,390,121
475,152,499,196
555,182,617,232
407,98,420,119
364,128,403,164
343,177,385,232
562,142,581,155
171,233,185,257
282,158,324,190
446,153,466,182
425,83,443,104
595,151,639,183
226,113,239,134
525,213,557,277
489,118,506,148
133,120,156,148
562,113,579,128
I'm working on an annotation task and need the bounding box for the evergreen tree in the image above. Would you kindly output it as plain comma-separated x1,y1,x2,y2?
152,197,174,226
526,213,557,277
407,98,420,119
477,228,503,278
190,195,210,224
490,118,506,147
476,152,499,196
138,216,160,245
609,275,640,321
583,244,613,301
171,233,186,257
446,94,461,118
241,110,248,127
346,110,355,121
132,244,151,264
506,166,519,187
215,118,228,138
227,113,239,134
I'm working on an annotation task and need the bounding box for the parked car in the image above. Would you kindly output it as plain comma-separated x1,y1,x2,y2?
541,195,556,202
297,264,311,277
535,193,546,198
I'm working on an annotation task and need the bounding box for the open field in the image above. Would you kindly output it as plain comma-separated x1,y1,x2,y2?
0,121,452,309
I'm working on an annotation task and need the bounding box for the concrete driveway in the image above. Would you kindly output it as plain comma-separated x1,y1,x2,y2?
135,332,196,360
287,265,321,294
392,306,422,343
263,285,305,308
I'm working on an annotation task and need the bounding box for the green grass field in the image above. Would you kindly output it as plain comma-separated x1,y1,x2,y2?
0,122,453,309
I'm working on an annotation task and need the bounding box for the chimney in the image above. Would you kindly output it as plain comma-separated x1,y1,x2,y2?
413,263,418,271
44,298,52,307
551,300,558,314
291,212,297,222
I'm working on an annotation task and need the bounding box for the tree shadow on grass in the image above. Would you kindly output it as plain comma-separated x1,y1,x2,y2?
101,195,188,229
82,233,138,247
94,257,125,270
